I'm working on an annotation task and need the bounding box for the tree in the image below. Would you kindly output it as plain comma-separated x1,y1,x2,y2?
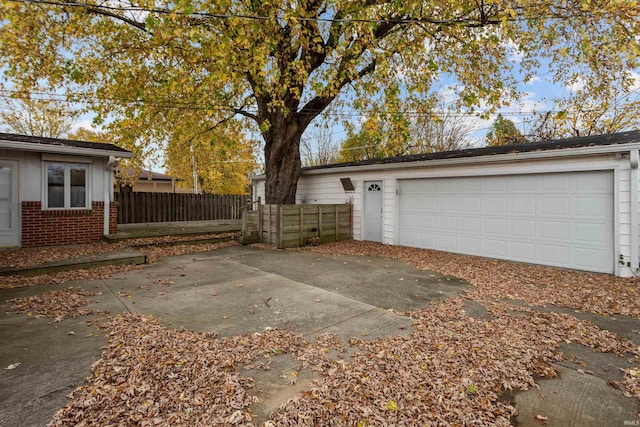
0,97,77,138
339,94,474,162
486,113,527,146
66,126,109,142
300,125,340,167
1,1,638,203
164,117,256,194
529,73,640,140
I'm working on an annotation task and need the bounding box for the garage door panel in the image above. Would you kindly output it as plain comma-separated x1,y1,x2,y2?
438,234,458,251
484,198,507,214
576,174,611,192
541,174,571,192
459,237,481,252
401,213,434,229
511,219,537,237
440,197,457,212
574,222,609,244
541,197,570,216
511,175,536,191
460,179,483,192
484,218,507,236
574,248,611,270
461,217,481,233
539,220,571,241
509,241,537,262
574,197,612,218
483,177,508,192
399,231,417,246
460,197,482,213
438,216,457,231
511,198,536,215
537,244,571,267
397,171,614,273
482,239,507,257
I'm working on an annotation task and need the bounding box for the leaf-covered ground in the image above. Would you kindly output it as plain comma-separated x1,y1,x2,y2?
0,234,239,290
3,239,639,425
47,299,639,426
6,287,107,320
305,241,640,318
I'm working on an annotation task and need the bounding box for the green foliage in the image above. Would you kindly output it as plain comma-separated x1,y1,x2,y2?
486,114,527,146
0,97,78,138
1,0,638,202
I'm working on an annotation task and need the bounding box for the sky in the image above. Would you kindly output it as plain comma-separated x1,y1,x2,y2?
1,35,638,174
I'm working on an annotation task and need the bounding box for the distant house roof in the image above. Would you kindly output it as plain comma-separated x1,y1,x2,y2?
304,130,640,172
0,132,133,158
117,168,182,182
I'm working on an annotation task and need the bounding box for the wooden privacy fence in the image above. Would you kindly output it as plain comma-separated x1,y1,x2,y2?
115,192,250,224
242,199,352,248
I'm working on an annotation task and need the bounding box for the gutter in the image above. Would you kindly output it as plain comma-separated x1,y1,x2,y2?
631,150,639,274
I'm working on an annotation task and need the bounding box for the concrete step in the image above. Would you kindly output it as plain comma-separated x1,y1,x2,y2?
0,250,147,277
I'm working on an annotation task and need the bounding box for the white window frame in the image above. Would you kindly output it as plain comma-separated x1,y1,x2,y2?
43,161,92,210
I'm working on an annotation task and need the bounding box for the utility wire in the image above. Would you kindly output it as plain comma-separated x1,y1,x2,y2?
0,91,614,117
5,0,602,25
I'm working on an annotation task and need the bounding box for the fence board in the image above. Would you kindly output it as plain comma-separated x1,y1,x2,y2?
114,192,250,224
244,203,352,248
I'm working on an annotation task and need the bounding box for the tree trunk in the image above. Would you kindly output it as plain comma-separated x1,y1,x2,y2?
263,115,305,204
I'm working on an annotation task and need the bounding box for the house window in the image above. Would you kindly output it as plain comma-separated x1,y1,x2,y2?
45,163,89,209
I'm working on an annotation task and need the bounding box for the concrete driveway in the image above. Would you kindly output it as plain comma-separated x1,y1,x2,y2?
0,245,638,426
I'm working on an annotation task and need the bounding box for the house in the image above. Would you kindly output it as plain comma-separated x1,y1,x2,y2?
252,130,640,277
0,132,133,248
115,168,183,193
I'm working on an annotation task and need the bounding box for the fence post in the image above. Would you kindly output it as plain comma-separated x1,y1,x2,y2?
318,205,323,240
335,204,339,241
258,198,263,243
299,206,304,246
266,204,271,245
278,205,284,249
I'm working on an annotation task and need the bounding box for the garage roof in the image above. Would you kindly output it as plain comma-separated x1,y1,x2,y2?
305,130,640,171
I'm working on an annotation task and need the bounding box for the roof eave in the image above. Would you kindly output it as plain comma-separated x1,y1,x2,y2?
0,140,134,158
250,142,640,181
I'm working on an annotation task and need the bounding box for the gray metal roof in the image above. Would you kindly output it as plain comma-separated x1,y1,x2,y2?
304,130,640,171
0,132,132,155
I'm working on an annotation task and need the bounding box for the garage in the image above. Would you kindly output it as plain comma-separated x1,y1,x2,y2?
397,171,615,273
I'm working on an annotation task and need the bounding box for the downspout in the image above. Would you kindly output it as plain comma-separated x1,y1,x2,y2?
630,150,639,275
104,156,115,236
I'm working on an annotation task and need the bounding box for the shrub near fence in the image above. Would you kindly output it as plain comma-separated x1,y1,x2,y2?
115,192,250,224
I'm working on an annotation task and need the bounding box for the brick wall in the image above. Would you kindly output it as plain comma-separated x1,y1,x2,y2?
109,202,119,235
21,201,114,247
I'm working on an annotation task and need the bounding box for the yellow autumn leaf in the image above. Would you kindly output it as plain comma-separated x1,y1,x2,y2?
385,400,398,411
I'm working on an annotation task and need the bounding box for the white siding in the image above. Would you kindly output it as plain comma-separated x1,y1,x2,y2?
0,148,111,203
252,152,636,276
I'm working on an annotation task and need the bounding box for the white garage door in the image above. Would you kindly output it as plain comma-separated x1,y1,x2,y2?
397,171,614,273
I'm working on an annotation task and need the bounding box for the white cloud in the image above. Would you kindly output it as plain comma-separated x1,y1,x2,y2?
566,77,586,93
503,39,524,63
524,76,541,85
69,118,98,133
628,71,640,92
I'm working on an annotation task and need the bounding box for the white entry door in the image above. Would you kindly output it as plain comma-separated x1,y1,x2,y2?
397,171,614,273
363,180,383,242
0,161,19,247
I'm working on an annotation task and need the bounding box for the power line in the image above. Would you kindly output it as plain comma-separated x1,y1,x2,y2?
2,89,637,118
5,0,599,25
0,91,568,117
